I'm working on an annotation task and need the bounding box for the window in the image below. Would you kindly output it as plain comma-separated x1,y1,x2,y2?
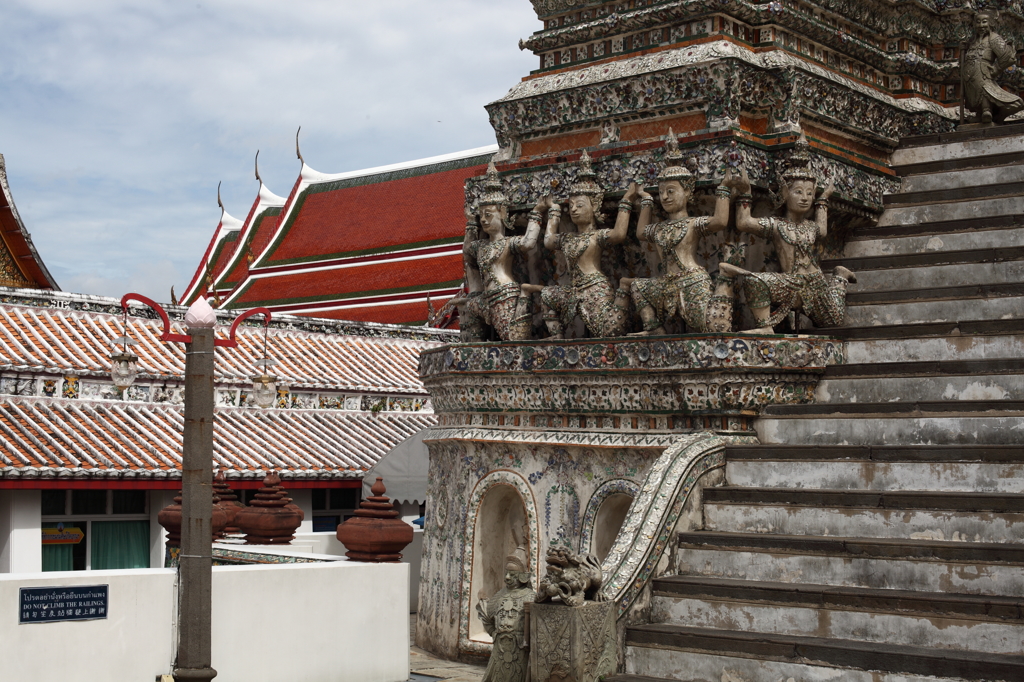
41,490,150,571
311,487,361,532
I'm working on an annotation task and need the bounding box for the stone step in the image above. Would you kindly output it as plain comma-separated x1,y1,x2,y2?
756,410,1024,446
891,128,1024,167
843,334,1024,364
844,222,1024,259
816,374,1024,403
651,578,1024,655
703,488,1024,542
725,444,1024,493
842,294,1024,327
851,213,1024,242
876,196,1024,227
847,262,1024,295
823,244,1024,272
899,162,1024,194
829,318,1024,341
676,531,1024,595
625,625,1024,682
885,180,1024,209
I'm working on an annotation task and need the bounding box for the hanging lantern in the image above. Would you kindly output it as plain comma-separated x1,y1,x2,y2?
251,372,278,409
110,309,140,390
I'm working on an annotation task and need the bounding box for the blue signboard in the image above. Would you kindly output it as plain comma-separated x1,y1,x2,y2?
19,585,108,624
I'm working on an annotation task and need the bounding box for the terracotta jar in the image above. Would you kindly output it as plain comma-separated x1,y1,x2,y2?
235,471,302,545
213,471,245,537
336,477,413,562
157,489,229,547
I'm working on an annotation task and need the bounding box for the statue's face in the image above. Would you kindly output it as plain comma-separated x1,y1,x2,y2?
785,179,816,215
658,180,690,213
568,195,595,225
975,13,992,33
479,205,505,235
504,569,520,589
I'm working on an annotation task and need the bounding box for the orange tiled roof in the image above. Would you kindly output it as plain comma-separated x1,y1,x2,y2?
0,301,438,394
0,396,434,480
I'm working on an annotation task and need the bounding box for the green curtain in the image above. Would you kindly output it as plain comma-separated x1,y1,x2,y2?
92,521,150,569
41,522,74,572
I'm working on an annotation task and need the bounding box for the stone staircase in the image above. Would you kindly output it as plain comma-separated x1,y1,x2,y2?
611,125,1024,682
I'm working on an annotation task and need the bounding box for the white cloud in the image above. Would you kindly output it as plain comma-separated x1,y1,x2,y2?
0,0,539,300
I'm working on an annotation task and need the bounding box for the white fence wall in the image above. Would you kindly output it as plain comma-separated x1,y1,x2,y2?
1,561,409,682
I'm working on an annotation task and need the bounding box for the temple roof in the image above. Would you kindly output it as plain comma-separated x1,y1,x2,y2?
186,145,497,325
0,396,434,481
0,154,59,291
0,289,447,393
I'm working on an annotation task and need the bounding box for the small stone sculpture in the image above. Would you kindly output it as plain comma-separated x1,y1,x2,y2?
336,477,413,562
234,471,302,545
621,129,743,335
723,133,856,333
458,161,545,342
476,543,535,682
962,9,1024,125
535,547,604,608
534,150,631,339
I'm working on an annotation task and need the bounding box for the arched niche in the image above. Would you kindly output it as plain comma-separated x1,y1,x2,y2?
580,479,640,562
460,470,538,654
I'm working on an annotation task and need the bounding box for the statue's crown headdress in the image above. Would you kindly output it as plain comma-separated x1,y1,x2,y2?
975,7,1000,20
782,132,817,186
569,150,604,203
478,160,509,208
656,128,697,191
505,544,529,573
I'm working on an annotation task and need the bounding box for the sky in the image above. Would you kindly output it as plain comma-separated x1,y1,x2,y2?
0,0,540,301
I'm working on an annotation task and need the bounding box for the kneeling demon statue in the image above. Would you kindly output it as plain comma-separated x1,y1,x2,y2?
535,547,604,607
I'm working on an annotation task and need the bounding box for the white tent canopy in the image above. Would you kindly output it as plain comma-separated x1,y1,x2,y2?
362,429,430,505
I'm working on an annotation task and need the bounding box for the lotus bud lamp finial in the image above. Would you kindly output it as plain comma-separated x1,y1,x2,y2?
185,297,218,329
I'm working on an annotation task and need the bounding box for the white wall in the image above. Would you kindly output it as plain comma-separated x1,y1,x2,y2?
0,568,176,680
0,561,410,682
212,562,410,682
292,488,314,533
0,490,41,573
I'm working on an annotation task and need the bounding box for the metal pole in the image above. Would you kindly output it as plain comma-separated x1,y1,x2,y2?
174,326,217,682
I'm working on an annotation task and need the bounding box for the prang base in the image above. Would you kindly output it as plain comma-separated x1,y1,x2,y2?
530,600,616,682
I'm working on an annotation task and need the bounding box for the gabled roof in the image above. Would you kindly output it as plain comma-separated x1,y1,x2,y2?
0,396,435,481
188,145,497,325
0,291,445,394
180,207,244,306
0,154,59,290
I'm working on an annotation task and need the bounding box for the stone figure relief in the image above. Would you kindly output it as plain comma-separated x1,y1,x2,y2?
476,540,535,682
458,161,548,342
722,133,857,334
620,128,744,336
962,9,1024,125
528,150,632,339
535,547,604,608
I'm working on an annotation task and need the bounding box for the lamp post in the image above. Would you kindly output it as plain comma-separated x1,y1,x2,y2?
113,294,271,682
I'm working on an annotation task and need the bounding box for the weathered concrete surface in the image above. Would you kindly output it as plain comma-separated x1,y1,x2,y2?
758,415,1024,446
901,163,1024,193
877,196,1023,226
676,547,1024,596
845,227,1024,258
726,460,1024,494
843,295,1024,326
891,134,1024,166
651,595,1024,653
704,502,1024,543
850,259,1024,293
626,643,989,682
844,335,1024,364
816,375,1024,403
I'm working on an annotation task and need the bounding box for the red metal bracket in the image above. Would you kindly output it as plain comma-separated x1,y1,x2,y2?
121,293,191,344
120,295,271,347
216,307,271,348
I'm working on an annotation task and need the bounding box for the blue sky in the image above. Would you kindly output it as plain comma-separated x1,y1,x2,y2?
0,1,539,301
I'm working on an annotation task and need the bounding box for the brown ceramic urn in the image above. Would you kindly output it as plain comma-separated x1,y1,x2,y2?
157,489,229,547
235,471,302,544
336,477,413,562
213,471,245,537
